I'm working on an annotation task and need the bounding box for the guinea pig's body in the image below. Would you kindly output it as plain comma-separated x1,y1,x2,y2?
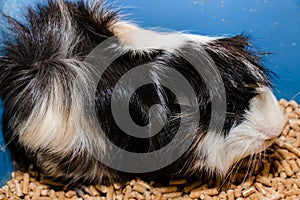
0,0,284,186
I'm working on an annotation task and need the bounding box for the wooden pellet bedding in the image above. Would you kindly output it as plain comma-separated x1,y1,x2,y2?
1,98,300,200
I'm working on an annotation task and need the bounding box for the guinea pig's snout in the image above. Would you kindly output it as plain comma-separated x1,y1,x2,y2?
247,86,285,140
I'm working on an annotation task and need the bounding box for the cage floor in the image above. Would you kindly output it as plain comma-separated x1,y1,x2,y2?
1,98,300,200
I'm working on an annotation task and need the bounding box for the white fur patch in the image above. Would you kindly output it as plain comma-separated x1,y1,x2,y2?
18,59,106,156
183,33,222,44
111,21,218,51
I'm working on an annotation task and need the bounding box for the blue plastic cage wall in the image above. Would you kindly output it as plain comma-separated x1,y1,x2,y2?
0,0,299,186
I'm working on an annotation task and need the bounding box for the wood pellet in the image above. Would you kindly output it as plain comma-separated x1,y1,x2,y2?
1,98,300,200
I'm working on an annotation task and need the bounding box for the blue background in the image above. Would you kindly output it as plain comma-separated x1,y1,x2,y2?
0,0,299,185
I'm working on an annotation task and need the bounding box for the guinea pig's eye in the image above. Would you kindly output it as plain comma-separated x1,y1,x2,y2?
226,101,235,112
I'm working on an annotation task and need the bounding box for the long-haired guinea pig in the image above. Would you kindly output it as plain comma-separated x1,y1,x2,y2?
0,0,284,186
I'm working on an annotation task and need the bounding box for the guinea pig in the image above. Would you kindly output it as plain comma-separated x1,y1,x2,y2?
0,0,284,187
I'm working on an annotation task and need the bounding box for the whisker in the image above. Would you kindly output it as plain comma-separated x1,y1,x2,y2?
291,90,300,101
241,153,255,185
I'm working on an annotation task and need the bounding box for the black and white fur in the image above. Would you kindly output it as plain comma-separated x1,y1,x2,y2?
0,0,284,186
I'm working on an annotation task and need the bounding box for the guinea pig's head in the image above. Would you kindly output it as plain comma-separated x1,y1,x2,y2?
205,86,284,176
225,86,284,162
